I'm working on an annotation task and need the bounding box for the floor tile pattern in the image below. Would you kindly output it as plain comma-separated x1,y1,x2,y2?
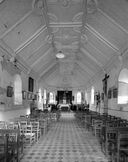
21,112,108,162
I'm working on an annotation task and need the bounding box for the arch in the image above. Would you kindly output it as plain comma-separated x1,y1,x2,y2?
0,61,3,86
49,92,55,104
118,68,128,104
91,86,94,104
77,91,82,104
38,88,42,103
119,68,128,83
43,89,47,104
85,90,88,104
14,74,22,105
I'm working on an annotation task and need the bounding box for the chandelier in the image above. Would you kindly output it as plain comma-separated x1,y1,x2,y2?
56,51,65,59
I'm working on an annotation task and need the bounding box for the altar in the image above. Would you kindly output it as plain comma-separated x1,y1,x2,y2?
58,103,71,111
57,90,72,111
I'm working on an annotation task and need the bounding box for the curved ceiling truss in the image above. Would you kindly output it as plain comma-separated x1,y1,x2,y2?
0,0,128,89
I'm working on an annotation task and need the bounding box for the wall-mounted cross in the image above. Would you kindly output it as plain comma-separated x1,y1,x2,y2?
102,74,109,96
102,73,109,114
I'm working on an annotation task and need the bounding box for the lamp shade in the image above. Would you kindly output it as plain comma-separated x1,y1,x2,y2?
56,51,65,59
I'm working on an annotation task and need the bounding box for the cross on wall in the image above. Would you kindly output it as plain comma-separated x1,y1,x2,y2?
102,74,109,97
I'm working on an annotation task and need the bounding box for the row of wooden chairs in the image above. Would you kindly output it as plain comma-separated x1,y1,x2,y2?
0,111,61,162
75,110,128,162
0,128,24,162
11,111,60,143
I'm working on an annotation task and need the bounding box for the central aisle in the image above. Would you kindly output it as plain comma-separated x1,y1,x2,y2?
21,112,108,162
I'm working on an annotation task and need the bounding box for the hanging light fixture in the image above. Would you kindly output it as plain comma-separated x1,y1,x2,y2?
56,51,65,59
0,0,5,4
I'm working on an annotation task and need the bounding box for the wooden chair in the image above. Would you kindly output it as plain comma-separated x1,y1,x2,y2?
0,129,23,162
51,113,57,122
0,121,7,129
116,130,128,162
101,126,118,160
7,122,19,130
84,114,92,131
23,125,36,144
92,119,103,138
30,121,41,142
19,121,27,127
39,119,48,135
19,121,28,137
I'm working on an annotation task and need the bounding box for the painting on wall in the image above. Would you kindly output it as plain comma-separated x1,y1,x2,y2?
113,88,118,98
34,94,37,100
32,93,35,100
101,93,104,101
7,86,13,97
22,90,27,100
27,92,32,100
108,89,112,99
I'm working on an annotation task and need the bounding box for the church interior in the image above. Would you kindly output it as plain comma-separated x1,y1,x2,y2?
0,0,128,161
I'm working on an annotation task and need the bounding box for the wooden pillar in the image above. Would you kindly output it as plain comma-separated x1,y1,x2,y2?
102,74,109,114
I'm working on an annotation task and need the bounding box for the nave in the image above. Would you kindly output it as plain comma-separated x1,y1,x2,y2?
21,112,108,162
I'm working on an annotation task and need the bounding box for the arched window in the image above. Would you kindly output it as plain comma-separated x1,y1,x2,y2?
77,91,81,104
91,87,94,104
39,88,42,103
49,92,54,104
37,88,43,110
43,89,47,104
85,91,88,104
14,74,22,105
118,68,128,104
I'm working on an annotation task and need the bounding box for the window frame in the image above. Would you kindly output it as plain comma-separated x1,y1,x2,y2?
118,68,128,105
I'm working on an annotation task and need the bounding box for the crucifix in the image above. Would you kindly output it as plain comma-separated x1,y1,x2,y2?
102,74,109,96
102,73,109,114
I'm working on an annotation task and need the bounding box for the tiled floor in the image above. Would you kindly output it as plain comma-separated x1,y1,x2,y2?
21,112,109,162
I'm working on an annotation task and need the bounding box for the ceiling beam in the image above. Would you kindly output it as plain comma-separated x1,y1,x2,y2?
83,41,109,60
0,40,29,70
0,40,37,75
77,0,87,52
76,62,92,78
0,39,15,57
39,61,58,78
38,0,56,51
81,47,103,68
98,8,128,35
27,42,50,61
38,58,57,74
85,24,120,54
15,25,47,54
0,11,33,39
76,68,89,82
31,47,53,68
50,22,82,28
43,68,59,83
78,51,101,72
76,60,94,76
81,0,87,31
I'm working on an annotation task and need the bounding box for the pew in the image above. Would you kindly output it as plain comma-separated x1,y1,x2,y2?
0,129,23,162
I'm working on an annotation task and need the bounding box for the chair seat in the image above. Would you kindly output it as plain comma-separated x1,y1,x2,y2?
24,133,35,136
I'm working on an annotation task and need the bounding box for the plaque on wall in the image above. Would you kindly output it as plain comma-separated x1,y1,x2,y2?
113,88,118,98
22,90,27,99
101,92,104,101
34,94,37,100
7,86,13,97
27,92,32,100
108,89,112,99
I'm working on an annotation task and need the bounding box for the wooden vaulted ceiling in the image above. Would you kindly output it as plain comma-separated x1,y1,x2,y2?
0,0,128,90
